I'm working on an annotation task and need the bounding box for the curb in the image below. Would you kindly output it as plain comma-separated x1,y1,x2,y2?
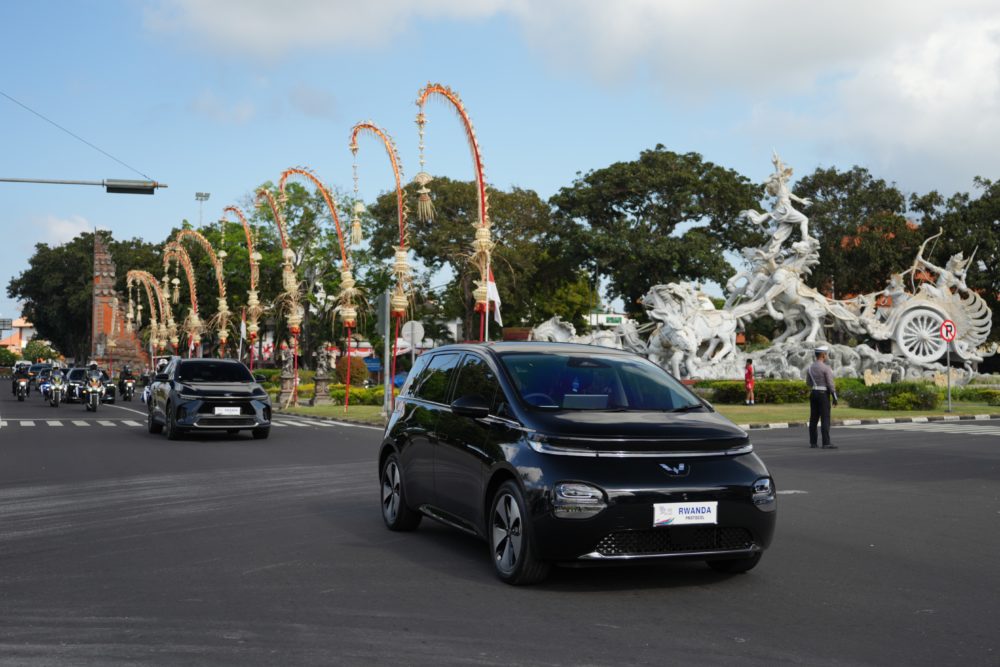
737,413,1000,431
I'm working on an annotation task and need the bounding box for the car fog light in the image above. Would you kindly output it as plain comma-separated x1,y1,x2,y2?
554,482,607,519
752,477,776,508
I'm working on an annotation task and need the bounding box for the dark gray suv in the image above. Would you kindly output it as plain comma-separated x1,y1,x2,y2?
147,358,271,440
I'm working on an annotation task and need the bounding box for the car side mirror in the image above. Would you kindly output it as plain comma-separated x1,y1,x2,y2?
254,374,266,384
450,394,490,419
155,373,169,382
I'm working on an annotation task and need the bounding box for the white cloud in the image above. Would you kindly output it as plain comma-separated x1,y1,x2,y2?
288,83,338,120
189,89,256,124
37,215,92,244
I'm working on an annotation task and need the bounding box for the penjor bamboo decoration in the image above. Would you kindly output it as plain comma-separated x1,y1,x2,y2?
415,83,495,341
350,120,412,406
126,270,172,357
175,229,230,357
220,205,264,365
163,241,202,357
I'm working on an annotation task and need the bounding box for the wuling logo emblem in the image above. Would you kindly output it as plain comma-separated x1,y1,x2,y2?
659,463,689,477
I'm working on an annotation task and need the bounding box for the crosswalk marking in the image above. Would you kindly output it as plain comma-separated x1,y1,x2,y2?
97,420,117,427
46,420,63,426
276,419,308,427
846,422,1000,437
122,420,142,427
0,416,342,430
19,420,35,427
270,422,287,428
72,420,90,426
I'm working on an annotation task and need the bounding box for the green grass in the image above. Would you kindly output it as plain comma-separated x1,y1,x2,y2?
279,404,386,425
715,400,997,424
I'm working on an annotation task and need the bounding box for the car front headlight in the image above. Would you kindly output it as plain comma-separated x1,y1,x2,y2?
553,482,607,519
752,477,776,510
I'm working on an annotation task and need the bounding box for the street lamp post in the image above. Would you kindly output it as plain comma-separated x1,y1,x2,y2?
0,177,167,194
195,192,210,226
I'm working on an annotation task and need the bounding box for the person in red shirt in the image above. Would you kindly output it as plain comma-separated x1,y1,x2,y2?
744,359,755,406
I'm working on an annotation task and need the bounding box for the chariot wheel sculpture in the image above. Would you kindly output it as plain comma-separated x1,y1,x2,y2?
894,307,948,364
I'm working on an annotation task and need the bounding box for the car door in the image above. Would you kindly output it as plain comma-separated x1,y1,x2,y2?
152,360,177,422
396,352,460,510
434,353,500,529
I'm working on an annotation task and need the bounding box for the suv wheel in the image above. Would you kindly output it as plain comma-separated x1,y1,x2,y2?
251,427,270,440
164,403,183,441
489,480,550,585
147,405,163,434
380,454,421,531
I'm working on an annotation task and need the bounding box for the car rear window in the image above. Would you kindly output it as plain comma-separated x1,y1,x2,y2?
499,352,702,412
177,361,253,383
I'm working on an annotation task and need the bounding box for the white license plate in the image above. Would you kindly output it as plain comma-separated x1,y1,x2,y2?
653,501,718,527
214,406,241,416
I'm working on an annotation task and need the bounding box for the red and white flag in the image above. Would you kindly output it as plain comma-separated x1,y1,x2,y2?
487,268,503,327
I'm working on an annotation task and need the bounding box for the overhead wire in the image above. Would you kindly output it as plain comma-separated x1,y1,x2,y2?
0,89,153,180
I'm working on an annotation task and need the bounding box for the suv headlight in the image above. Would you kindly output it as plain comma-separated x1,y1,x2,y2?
553,482,607,519
752,477,776,510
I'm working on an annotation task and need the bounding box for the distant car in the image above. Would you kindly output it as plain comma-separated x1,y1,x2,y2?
65,368,116,403
147,358,271,440
27,363,51,387
379,342,777,585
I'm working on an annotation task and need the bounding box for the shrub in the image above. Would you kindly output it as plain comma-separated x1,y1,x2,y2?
0,347,20,367
950,386,1000,402
695,379,810,404
983,390,1000,407
335,356,369,386
841,382,939,410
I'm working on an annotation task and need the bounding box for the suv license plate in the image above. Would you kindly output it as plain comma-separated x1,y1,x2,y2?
653,501,718,527
214,406,241,416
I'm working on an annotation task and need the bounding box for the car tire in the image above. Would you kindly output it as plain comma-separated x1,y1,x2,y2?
251,427,270,440
707,552,762,574
489,480,550,585
147,406,163,434
380,453,422,531
164,403,183,441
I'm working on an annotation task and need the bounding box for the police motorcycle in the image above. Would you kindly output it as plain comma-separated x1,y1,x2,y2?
41,369,67,407
118,366,137,401
81,364,106,412
15,375,30,401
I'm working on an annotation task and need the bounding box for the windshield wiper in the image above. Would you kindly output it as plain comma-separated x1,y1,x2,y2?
669,403,703,413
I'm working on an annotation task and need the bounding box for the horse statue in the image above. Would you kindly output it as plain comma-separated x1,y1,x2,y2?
641,284,742,364
529,316,622,349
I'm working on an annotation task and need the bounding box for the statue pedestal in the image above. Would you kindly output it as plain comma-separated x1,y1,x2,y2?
278,372,296,406
310,372,335,406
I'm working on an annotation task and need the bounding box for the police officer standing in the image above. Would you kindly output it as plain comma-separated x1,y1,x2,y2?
806,345,838,449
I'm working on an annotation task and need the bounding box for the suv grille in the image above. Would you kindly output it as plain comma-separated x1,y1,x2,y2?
595,527,754,557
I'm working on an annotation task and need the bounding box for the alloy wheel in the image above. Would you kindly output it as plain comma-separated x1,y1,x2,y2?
382,461,401,524
492,492,523,574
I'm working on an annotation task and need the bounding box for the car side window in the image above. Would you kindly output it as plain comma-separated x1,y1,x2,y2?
411,353,460,404
399,355,431,398
452,354,500,412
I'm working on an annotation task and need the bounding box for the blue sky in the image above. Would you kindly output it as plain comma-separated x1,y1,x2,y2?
3,0,999,321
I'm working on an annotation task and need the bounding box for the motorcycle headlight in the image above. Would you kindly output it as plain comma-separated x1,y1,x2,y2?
752,477,776,510
553,482,607,519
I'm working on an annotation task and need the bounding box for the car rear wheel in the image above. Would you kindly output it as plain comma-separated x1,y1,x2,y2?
380,454,421,531
251,427,270,440
707,552,762,574
489,480,550,585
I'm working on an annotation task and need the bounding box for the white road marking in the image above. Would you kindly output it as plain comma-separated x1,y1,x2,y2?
270,422,287,428
777,490,808,495
97,420,117,427
846,422,1000,437
46,420,63,426
72,421,90,427
274,419,308,427
122,420,142,427
19,420,35,427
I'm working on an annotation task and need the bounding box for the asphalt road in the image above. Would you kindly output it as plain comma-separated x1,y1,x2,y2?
1,385,998,666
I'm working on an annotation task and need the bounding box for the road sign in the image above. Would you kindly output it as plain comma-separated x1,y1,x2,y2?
940,319,957,342
401,321,424,344
363,358,383,372
0,318,12,331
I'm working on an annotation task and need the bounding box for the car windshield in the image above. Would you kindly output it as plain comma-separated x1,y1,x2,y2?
177,361,253,383
67,369,86,381
499,352,703,411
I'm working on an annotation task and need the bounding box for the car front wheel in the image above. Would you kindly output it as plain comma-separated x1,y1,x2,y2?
380,454,421,531
164,403,182,441
489,480,550,585
147,405,163,434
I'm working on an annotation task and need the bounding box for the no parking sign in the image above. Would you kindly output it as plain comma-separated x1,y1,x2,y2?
940,319,957,342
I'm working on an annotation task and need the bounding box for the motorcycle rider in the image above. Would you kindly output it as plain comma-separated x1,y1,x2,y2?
118,363,135,394
12,362,31,396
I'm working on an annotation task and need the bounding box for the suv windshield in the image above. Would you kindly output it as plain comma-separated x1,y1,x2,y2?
177,361,253,384
499,352,703,412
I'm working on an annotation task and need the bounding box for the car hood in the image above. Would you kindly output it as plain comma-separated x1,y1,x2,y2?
178,383,264,398
519,409,748,453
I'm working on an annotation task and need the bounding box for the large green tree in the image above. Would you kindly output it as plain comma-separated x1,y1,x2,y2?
7,231,162,362
791,166,921,298
368,177,581,337
550,146,764,315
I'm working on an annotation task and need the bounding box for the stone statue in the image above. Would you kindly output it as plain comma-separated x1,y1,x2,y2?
740,152,816,255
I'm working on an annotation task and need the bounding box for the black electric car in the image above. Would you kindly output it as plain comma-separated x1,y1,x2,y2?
378,342,776,585
147,358,271,440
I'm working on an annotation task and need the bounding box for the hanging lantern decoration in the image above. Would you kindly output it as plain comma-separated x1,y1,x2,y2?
171,276,180,304
351,201,365,246
414,112,434,222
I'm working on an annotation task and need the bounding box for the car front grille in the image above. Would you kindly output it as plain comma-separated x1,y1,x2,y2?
196,416,257,427
595,527,755,557
196,400,255,415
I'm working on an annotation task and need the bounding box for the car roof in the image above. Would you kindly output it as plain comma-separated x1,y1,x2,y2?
177,358,243,365
425,341,636,359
